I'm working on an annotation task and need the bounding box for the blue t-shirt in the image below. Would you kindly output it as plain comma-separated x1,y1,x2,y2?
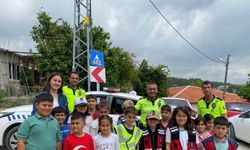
60,124,70,146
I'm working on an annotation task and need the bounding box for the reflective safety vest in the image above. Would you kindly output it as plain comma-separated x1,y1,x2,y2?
63,85,86,113
170,127,198,150
202,136,239,150
114,124,143,150
135,97,165,127
197,96,227,118
141,128,165,150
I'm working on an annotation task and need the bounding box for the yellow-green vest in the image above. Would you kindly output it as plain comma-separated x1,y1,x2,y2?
114,124,143,150
135,97,165,127
197,96,227,118
63,85,86,113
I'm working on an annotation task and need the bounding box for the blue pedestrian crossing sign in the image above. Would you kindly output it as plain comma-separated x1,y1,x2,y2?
90,49,104,67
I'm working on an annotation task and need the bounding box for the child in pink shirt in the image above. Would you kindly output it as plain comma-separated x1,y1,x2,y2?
204,114,214,135
195,117,211,141
195,116,211,149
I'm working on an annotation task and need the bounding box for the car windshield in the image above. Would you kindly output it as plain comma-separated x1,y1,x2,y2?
226,103,250,112
163,99,189,108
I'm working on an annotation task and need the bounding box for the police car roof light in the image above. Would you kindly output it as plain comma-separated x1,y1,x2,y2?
103,87,121,92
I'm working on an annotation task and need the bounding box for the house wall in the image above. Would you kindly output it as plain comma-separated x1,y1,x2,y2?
0,49,24,90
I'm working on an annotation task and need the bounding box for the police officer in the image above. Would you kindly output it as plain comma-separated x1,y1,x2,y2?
135,83,165,128
197,81,227,118
63,71,86,113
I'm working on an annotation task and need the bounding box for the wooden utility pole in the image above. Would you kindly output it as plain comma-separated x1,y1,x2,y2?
222,55,230,100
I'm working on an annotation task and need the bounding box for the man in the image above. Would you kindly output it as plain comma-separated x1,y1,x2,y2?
63,71,86,113
197,81,227,118
135,83,165,128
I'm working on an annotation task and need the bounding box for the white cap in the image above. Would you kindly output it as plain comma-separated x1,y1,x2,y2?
74,97,87,106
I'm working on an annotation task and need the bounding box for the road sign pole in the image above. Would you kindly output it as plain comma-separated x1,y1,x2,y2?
97,83,100,91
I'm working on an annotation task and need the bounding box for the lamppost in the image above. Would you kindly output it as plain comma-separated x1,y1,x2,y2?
219,54,230,100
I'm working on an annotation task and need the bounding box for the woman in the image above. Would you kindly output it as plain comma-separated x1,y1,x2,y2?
31,72,69,116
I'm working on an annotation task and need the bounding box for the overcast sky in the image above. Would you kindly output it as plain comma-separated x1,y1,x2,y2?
0,0,249,85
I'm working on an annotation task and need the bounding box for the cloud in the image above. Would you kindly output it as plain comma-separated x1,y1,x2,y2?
0,0,249,84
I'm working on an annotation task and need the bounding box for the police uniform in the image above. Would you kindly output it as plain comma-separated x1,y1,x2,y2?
135,97,165,128
197,96,227,118
63,85,86,113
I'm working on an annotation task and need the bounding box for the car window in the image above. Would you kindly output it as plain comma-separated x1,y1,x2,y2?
226,103,250,112
244,111,250,118
110,97,137,114
94,95,108,104
191,104,198,111
164,99,189,108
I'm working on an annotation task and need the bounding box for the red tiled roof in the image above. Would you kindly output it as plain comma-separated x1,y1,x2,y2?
168,85,245,103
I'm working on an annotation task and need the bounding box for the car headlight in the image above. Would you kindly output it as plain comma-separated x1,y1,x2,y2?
0,112,14,118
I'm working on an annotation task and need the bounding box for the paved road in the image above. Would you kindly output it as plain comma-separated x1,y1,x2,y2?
238,140,250,150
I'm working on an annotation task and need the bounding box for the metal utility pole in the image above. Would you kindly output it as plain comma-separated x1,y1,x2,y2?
72,0,92,91
222,54,230,100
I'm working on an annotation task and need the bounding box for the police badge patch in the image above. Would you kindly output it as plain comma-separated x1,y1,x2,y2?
78,91,81,96
158,101,161,108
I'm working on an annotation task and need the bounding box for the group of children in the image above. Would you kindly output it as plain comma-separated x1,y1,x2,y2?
17,91,238,150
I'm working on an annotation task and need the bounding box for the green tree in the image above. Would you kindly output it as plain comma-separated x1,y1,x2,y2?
31,12,138,90
80,26,138,90
238,74,250,101
104,47,138,91
135,59,170,97
31,11,73,81
192,79,202,87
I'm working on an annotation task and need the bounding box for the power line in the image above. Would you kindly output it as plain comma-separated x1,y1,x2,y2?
149,0,221,63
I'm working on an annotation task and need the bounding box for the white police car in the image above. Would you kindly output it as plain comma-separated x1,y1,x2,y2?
229,109,250,144
0,91,142,150
0,105,31,150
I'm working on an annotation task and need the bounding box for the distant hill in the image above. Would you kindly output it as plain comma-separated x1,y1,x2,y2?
169,77,242,94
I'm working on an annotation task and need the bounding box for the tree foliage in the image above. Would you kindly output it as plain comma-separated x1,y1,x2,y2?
134,60,170,97
31,11,73,81
192,79,202,87
238,74,250,101
104,47,138,90
31,11,170,93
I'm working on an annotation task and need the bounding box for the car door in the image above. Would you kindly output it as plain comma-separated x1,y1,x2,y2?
235,110,250,142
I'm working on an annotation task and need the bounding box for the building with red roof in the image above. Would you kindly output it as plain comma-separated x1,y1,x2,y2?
168,85,245,103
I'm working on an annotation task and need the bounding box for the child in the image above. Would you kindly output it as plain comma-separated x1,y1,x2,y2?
87,95,97,115
17,92,61,150
160,104,172,132
139,110,165,150
117,100,138,126
114,106,143,150
87,101,110,136
195,116,211,142
166,106,199,150
204,114,214,135
52,106,70,148
67,97,88,124
64,112,94,150
94,115,120,150
202,117,238,150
